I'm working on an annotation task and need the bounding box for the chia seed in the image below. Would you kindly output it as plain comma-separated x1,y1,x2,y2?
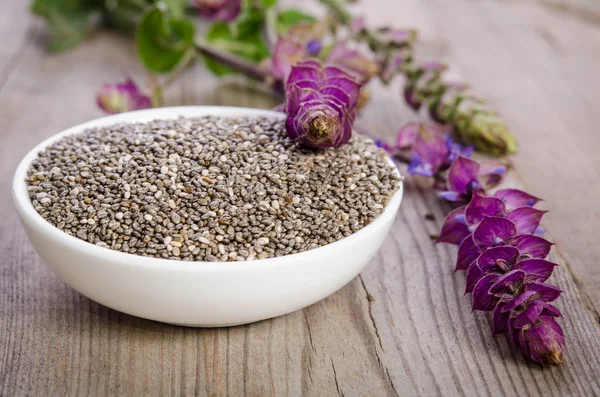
26,116,401,262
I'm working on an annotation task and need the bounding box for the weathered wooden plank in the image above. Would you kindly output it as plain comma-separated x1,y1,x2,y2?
1,0,600,396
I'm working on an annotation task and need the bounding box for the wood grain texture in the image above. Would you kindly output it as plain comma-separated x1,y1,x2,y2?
1,0,600,396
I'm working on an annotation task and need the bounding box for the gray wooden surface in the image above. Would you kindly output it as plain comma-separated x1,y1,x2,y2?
1,0,600,395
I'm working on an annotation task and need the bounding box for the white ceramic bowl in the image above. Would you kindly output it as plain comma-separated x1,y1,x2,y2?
13,106,403,327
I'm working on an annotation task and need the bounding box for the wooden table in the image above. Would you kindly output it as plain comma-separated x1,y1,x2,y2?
1,0,599,395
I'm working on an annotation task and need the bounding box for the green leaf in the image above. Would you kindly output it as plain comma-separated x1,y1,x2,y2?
160,0,185,17
136,6,195,73
31,0,102,52
203,18,270,76
276,9,316,33
260,0,277,8
232,6,264,38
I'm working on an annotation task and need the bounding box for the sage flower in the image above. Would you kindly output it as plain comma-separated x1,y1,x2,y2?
96,78,151,114
510,314,565,365
196,0,241,21
439,156,505,203
456,215,551,271
326,43,380,84
271,38,307,81
270,21,328,81
284,60,362,148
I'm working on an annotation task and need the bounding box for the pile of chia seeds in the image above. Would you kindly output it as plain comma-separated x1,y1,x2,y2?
26,116,401,261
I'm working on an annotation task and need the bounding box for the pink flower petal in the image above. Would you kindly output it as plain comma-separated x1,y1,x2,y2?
506,207,547,234
473,216,517,249
465,193,506,226
437,205,469,245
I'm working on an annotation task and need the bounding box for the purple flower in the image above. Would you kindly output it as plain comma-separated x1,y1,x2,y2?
408,130,449,177
379,50,408,84
375,27,417,47
433,157,564,364
455,215,551,271
96,78,151,114
374,139,392,152
270,21,329,81
395,123,473,179
439,157,506,203
284,60,362,148
350,17,366,34
196,0,241,21
306,40,322,56
396,122,420,149
494,189,541,211
510,315,564,365
395,122,450,150
271,37,307,81
326,43,380,84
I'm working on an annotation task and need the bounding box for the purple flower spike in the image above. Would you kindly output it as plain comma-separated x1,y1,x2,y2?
284,60,362,148
196,0,241,21
424,149,565,364
96,78,151,114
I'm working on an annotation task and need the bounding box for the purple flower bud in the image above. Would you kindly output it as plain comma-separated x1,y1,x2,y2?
305,39,322,56
284,60,362,148
403,86,422,110
350,17,366,34
96,78,151,114
376,27,417,47
510,316,564,365
326,43,380,84
379,50,409,84
196,0,241,21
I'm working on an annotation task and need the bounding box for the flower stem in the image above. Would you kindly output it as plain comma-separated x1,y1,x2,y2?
193,39,284,95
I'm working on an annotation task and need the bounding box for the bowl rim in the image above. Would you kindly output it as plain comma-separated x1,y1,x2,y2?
12,106,403,271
